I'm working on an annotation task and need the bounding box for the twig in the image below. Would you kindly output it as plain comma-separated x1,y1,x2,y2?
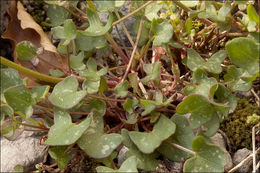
121,17,144,82
168,142,196,156
61,6,88,22
252,123,260,173
228,147,260,173
112,1,153,26
251,89,260,106
85,95,125,103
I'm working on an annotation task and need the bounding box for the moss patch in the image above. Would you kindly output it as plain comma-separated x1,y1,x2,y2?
220,99,259,152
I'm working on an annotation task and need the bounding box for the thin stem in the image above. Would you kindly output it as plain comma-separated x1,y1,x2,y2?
68,1,88,20
252,123,260,173
33,105,53,115
121,16,144,82
24,128,48,132
0,56,63,84
168,142,196,156
109,65,127,71
71,39,77,56
86,94,125,102
167,46,180,90
105,34,129,64
114,10,138,54
15,112,41,127
66,45,72,73
112,1,153,26
18,122,48,130
61,6,88,22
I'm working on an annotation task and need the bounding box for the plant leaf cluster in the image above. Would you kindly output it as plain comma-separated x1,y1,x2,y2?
1,0,259,172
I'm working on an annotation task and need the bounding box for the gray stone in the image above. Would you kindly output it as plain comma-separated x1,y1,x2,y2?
210,132,233,171
1,131,47,172
233,148,253,173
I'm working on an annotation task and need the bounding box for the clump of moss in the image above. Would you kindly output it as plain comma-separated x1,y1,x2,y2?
220,99,260,152
192,19,204,32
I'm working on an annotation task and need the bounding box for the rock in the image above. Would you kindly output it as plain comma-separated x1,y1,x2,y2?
117,146,129,167
210,132,233,171
1,131,47,172
233,148,253,173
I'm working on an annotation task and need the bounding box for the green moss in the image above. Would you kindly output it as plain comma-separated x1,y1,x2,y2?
192,19,204,32
220,99,260,151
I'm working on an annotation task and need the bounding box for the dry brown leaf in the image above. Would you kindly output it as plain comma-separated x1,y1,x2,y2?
2,1,68,85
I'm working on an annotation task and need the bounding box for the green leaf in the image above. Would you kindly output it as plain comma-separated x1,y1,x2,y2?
96,156,138,173
128,73,140,95
187,49,226,74
151,19,173,46
210,84,237,113
202,113,220,137
224,66,252,91
31,85,50,102
180,1,199,7
177,95,215,128
0,68,23,94
198,1,218,21
1,117,24,140
145,2,163,21
75,33,107,51
4,85,34,118
49,69,66,77
141,61,161,83
49,146,73,169
81,58,107,94
121,129,159,171
225,37,259,75
1,104,13,124
49,76,87,109
114,81,129,98
140,101,157,116
47,4,70,26
158,114,195,162
52,26,65,39
236,0,247,10
247,4,259,27
129,115,176,154
86,98,106,116
99,76,108,96
217,2,231,22
77,111,122,159
70,52,86,71
63,19,77,45
16,41,38,61
79,8,113,36
94,0,125,12
45,108,91,145
184,69,217,97
183,136,226,172
123,98,138,124
123,98,138,115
